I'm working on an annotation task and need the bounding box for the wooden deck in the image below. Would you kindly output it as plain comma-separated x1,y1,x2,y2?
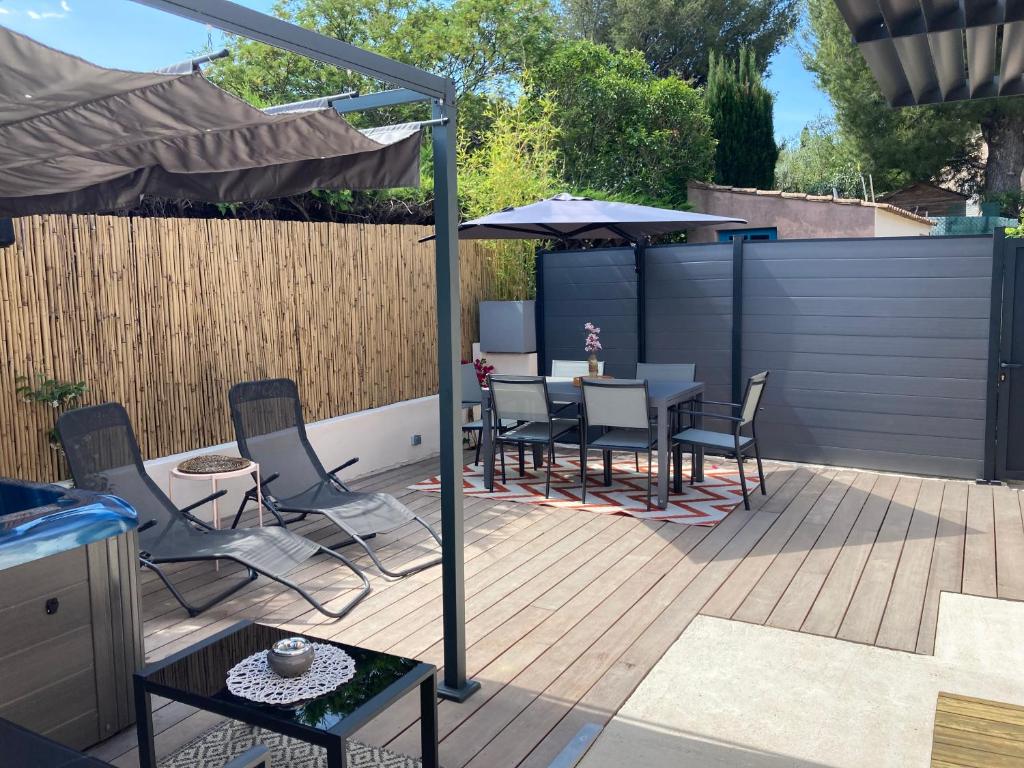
89,453,1024,768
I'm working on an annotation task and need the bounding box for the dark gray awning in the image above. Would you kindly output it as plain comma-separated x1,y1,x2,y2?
0,26,421,216
834,0,1024,106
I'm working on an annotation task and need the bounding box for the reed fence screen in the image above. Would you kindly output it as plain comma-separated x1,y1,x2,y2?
2,215,492,481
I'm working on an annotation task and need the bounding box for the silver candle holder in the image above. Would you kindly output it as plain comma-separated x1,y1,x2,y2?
268,636,315,678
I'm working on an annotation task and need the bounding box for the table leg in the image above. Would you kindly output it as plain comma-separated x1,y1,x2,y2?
482,396,494,491
212,477,220,571
693,393,705,483
134,678,157,768
420,675,440,768
657,402,669,508
602,450,612,485
326,740,347,768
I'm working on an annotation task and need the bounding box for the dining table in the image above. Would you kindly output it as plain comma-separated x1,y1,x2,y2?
479,377,706,508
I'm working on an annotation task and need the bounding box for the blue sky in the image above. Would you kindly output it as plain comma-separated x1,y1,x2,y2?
0,0,831,144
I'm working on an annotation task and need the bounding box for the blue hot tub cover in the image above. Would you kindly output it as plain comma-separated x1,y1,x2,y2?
0,477,138,571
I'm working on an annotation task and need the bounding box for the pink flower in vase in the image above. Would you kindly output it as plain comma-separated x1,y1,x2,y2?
584,321,602,353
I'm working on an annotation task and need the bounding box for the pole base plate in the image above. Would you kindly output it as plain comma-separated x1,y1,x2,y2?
437,678,481,703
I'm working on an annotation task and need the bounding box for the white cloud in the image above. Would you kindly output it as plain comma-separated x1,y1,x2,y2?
26,9,66,19
60,0,70,10
0,8,10,14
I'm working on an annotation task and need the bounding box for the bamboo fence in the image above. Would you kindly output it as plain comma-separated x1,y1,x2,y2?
0,215,493,481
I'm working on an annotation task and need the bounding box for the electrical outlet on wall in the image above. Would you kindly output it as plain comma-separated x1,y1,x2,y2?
410,434,422,446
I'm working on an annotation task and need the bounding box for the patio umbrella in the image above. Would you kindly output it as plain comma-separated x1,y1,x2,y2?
443,192,746,243
0,26,422,216
431,193,746,369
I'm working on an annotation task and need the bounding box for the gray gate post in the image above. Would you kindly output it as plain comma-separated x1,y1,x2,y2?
731,235,745,405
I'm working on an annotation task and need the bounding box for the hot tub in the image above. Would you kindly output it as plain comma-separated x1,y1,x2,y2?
0,477,142,750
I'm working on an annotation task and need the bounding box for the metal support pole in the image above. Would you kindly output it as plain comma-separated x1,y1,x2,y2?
731,235,745,406
432,98,479,702
636,239,647,364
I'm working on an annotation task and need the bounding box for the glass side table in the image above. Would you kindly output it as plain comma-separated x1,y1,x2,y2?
134,621,439,768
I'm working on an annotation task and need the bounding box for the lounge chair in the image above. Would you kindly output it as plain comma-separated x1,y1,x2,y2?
228,378,442,578
56,403,370,619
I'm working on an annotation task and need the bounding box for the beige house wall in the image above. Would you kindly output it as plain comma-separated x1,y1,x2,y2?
686,185,926,242
873,207,932,237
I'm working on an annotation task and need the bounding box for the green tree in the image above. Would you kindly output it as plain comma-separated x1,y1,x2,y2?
459,95,563,299
804,0,1024,200
209,0,557,136
561,0,799,82
705,48,777,189
774,119,863,198
532,40,716,206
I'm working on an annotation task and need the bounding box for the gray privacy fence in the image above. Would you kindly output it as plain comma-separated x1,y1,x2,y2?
538,235,993,479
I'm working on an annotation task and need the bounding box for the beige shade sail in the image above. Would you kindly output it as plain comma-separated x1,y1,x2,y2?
0,26,422,216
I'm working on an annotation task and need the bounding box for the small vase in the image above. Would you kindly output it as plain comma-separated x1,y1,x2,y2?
587,353,599,376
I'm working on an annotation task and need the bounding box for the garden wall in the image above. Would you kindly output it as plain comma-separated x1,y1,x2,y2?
1,215,492,481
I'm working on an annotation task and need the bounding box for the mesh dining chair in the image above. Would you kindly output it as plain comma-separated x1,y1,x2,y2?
487,375,576,497
581,379,656,509
671,371,769,510
56,403,370,619
229,379,441,578
461,363,516,465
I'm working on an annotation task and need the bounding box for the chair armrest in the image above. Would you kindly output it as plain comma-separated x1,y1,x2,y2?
138,519,157,533
681,410,743,423
224,745,270,768
180,489,228,516
328,457,359,492
243,472,279,499
699,399,743,409
327,457,359,477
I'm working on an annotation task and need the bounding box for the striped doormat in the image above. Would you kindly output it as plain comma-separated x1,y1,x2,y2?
411,451,759,526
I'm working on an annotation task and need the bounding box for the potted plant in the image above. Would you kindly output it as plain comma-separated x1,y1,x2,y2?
584,321,602,375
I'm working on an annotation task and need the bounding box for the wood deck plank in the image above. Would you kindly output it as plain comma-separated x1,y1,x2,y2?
837,475,921,644
876,478,944,651
765,472,877,632
963,484,998,598
85,454,1024,768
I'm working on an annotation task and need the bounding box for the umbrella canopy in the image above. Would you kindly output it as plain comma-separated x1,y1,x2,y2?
449,193,746,242
0,27,422,217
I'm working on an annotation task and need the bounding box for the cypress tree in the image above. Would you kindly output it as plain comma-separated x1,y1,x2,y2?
705,48,778,189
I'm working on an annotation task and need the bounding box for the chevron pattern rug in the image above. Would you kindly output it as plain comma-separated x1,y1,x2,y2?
160,719,419,767
411,451,760,526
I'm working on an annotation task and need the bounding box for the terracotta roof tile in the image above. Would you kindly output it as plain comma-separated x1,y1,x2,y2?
688,181,934,226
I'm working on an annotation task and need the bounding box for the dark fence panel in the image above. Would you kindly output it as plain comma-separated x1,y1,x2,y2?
539,248,638,378
743,236,992,479
645,242,734,405
538,234,994,479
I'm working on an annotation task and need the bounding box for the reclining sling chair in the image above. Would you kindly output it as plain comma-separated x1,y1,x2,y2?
57,403,370,619
228,379,442,578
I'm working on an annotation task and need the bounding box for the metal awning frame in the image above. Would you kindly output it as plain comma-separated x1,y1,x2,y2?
834,0,1024,106
129,0,476,701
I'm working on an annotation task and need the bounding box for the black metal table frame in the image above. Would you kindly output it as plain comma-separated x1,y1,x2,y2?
133,621,439,768
480,379,705,508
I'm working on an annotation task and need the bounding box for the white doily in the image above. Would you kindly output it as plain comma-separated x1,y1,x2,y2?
226,643,356,705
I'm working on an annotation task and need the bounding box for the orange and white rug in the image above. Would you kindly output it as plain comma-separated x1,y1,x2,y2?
410,451,760,526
